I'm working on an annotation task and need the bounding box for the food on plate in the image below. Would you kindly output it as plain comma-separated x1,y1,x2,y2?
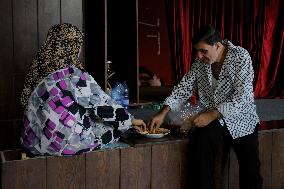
139,128,170,135
139,127,170,138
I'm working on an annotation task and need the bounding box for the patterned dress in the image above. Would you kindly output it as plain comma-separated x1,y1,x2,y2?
21,66,133,156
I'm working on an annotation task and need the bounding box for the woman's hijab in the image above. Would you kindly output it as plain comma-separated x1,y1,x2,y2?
21,23,84,108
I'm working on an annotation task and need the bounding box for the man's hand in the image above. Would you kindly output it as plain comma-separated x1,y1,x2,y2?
193,109,221,127
148,113,165,131
147,105,171,131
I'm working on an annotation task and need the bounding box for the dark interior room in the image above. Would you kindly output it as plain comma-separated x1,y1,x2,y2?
0,0,283,188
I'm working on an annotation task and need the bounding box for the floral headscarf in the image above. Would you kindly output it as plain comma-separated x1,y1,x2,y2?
21,23,84,107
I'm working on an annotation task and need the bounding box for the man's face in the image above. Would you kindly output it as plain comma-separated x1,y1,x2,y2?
194,41,219,64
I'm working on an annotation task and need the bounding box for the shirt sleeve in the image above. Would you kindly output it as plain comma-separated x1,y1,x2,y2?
72,68,133,129
164,63,197,111
216,50,255,117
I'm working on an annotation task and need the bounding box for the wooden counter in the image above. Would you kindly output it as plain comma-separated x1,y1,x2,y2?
1,128,284,189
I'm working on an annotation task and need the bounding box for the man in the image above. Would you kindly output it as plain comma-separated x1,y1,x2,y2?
148,25,263,189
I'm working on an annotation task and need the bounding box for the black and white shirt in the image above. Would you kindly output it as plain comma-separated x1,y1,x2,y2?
164,40,259,139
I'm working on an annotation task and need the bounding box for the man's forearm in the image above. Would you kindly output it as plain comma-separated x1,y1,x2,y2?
159,105,171,117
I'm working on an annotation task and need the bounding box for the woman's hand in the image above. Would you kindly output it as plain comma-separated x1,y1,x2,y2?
132,119,147,132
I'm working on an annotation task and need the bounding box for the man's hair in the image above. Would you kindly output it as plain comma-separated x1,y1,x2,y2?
192,25,222,46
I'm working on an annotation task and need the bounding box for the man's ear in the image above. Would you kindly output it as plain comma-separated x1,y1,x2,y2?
215,42,222,50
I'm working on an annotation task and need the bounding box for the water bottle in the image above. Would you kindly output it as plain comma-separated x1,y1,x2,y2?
121,81,129,110
111,82,123,105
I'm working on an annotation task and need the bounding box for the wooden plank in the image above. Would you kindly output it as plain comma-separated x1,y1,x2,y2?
229,131,273,189
1,154,46,189
46,155,85,189
86,149,120,189
0,121,14,151
61,0,83,65
259,131,272,189
0,0,13,70
12,74,26,119
0,0,13,120
120,146,151,189
0,120,22,151
0,74,13,120
0,149,23,161
38,0,60,47
151,143,183,189
10,120,22,149
178,141,190,189
61,0,83,30
10,0,36,121
13,0,38,73
272,129,284,189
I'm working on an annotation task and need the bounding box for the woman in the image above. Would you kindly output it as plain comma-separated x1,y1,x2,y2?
20,23,145,156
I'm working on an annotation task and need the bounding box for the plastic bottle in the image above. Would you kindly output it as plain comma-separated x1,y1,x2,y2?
111,82,123,105
121,81,129,110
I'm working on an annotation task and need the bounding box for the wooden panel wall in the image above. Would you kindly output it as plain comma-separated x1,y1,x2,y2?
151,142,189,189
38,0,60,46
259,131,273,189
46,155,85,189
0,0,83,151
272,129,284,189
1,155,46,189
86,149,120,189
120,146,151,189
61,0,83,30
227,130,274,189
0,0,15,150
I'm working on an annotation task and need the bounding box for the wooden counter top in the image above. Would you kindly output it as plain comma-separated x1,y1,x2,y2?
120,130,189,147
121,118,284,148
1,128,283,189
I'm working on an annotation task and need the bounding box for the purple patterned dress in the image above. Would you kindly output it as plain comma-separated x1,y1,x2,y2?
21,66,132,156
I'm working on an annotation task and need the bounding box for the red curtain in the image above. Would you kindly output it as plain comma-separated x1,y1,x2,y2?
166,0,284,98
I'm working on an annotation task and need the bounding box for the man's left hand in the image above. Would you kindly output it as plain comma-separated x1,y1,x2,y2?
193,109,221,127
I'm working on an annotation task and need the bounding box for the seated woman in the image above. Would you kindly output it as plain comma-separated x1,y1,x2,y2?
20,23,145,156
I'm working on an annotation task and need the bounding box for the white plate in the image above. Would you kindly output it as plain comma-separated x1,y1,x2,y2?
139,129,170,138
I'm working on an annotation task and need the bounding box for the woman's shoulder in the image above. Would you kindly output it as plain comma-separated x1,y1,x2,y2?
46,66,92,80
